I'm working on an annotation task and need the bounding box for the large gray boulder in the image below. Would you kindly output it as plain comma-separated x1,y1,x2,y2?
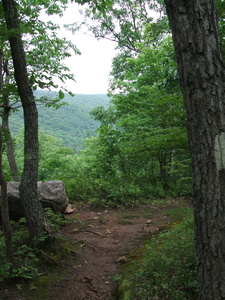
37,180,69,212
6,180,69,219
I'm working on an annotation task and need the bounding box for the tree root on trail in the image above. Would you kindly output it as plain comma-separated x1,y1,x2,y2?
82,229,102,237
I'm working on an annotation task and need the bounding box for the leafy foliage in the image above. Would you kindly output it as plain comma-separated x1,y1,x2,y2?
0,209,70,282
2,0,225,297
116,215,198,300
7,16,191,204
3,0,192,205
80,0,167,52
82,34,191,203
55,1,190,204
0,218,39,281
0,0,81,146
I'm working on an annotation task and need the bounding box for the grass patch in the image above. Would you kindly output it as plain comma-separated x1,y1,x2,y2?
98,215,106,224
27,271,67,300
164,206,193,222
117,218,134,225
115,217,198,300
151,199,170,205
117,213,140,225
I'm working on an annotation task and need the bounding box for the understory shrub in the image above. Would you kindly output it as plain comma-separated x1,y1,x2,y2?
0,219,39,281
10,131,192,205
116,216,198,300
0,209,69,282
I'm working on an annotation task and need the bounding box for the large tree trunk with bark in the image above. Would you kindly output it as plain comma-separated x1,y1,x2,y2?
165,0,225,298
2,0,50,242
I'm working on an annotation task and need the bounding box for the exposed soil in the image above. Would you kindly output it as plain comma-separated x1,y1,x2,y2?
0,198,192,300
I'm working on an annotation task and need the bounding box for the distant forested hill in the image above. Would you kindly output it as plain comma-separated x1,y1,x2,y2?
9,90,110,149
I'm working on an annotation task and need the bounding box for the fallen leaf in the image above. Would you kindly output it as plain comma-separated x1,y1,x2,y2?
146,219,152,224
71,228,79,233
64,204,76,214
117,256,128,263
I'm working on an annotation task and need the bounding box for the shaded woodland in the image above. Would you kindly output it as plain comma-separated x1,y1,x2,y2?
1,0,225,299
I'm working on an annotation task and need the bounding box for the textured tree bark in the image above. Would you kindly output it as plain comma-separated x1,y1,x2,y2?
2,0,51,242
165,0,225,298
2,105,20,182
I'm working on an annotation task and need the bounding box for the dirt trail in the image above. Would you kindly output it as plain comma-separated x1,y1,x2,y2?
49,201,184,300
1,199,191,300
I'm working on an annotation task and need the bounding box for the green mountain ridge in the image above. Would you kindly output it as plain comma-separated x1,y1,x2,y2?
9,90,110,149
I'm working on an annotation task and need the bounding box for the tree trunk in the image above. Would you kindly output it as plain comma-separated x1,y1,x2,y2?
0,55,20,182
2,0,51,242
0,125,14,264
0,45,14,265
165,0,225,298
2,105,20,182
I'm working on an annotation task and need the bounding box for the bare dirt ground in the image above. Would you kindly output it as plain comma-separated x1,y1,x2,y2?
0,198,191,300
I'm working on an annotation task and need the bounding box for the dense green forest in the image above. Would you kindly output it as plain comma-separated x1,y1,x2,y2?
4,2,193,205
2,0,225,298
9,91,110,149
8,86,191,204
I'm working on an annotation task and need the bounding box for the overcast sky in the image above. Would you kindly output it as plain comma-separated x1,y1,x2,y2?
51,3,117,95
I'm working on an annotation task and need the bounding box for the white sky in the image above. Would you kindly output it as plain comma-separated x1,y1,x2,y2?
51,3,117,94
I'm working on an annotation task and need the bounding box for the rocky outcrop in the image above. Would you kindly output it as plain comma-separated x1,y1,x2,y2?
6,180,69,219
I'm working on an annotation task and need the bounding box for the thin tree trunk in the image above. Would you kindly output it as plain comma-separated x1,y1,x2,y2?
1,57,20,182
0,126,14,265
2,0,51,242
2,104,20,182
165,0,225,298
0,48,14,265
